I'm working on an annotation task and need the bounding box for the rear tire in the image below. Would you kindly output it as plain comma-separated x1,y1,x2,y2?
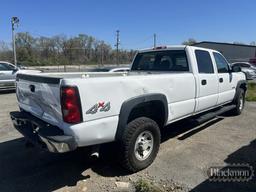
25,140,34,148
119,117,160,173
231,88,245,115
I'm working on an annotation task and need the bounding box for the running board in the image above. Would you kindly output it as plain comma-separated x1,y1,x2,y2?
192,105,236,124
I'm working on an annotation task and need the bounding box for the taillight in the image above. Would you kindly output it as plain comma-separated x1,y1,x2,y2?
61,86,82,124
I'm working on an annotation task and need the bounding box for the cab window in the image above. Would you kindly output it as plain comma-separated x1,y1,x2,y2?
132,50,189,72
213,52,230,73
195,50,214,73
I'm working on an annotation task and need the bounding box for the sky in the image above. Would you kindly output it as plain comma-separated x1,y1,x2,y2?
0,0,256,50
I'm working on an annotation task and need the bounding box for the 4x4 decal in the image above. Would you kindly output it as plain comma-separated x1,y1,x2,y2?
86,101,111,114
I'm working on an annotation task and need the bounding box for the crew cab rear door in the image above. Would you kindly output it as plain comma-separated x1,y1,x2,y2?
212,52,235,104
194,49,219,112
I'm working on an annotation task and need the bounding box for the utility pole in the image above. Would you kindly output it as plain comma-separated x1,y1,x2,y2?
153,33,156,48
11,17,19,66
100,42,104,66
115,30,120,65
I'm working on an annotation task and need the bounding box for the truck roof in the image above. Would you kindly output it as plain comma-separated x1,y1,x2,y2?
138,45,218,53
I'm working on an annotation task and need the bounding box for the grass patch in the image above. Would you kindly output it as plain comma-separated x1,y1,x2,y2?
246,81,256,101
134,179,163,192
134,178,186,192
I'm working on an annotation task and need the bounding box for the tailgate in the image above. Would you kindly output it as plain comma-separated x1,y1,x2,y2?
16,73,63,127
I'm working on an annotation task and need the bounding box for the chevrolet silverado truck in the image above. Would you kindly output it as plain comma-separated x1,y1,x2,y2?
10,45,246,172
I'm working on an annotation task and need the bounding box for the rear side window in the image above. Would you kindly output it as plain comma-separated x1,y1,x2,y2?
132,50,189,72
195,50,214,73
213,52,230,73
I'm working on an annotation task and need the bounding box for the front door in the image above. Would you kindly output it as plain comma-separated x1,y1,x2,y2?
194,50,219,112
213,52,236,104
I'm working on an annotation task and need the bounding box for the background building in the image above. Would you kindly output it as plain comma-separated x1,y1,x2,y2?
193,41,256,63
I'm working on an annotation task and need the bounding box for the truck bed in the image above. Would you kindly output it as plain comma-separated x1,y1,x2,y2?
17,71,188,81
18,71,128,81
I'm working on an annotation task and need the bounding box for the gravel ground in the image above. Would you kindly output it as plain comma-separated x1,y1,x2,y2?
0,92,255,192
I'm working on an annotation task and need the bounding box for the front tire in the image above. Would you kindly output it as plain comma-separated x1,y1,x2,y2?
231,88,245,115
119,117,160,172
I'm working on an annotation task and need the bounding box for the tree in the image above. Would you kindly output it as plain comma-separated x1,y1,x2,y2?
16,32,36,64
182,38,197,45
0,32,135,66
233,41,245,45
250,41,256,46
0,41,12,61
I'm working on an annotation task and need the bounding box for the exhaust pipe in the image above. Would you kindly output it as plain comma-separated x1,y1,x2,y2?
90,145,100,159
91,151,99,159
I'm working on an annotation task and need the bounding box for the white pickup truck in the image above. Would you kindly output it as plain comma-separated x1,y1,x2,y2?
10,45,246,172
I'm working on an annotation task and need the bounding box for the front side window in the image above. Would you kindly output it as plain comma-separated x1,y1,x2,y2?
195,50,214,73
132,50,189,72
213,52,230,73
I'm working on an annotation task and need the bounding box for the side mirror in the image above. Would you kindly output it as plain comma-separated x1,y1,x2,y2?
231,65,241,72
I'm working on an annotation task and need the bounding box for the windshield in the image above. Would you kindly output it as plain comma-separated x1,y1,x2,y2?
0,63,16,71
131,50,189,72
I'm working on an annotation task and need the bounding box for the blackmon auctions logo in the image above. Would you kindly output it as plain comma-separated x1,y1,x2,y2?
207,164,254,182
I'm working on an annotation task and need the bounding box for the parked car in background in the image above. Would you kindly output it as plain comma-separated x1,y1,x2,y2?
0,61,41,91
249,57,256,66
17,63,28,69
86,66,130,72
231,62,256,80
109,67,130,72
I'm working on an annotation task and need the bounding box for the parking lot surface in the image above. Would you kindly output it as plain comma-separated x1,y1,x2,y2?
0,92,255,192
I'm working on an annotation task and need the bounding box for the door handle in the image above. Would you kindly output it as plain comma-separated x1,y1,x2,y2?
29,85,35,92
219,78,223,83
201,79,207,85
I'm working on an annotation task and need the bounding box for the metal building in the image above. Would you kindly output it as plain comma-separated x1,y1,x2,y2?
192,41,256,63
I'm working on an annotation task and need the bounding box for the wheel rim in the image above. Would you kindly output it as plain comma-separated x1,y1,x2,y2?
239,96,244,111
134,131,154,161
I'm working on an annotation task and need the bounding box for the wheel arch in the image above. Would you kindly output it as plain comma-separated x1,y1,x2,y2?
115,93,168,140
234,80,247,101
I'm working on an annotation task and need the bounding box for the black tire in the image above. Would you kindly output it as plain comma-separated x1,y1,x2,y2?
231,88,245,115
119,117,160,173
25,140,34,148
